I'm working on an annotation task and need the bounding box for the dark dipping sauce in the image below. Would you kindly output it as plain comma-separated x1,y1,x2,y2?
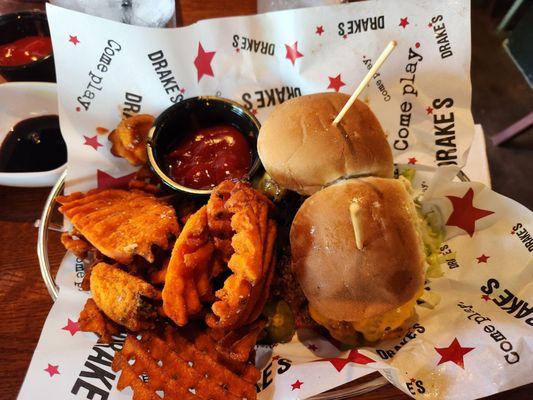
0,115,66,172
0,36,52,66
165,124,251,190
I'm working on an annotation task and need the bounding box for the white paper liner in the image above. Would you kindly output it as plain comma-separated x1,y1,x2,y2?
19,1,532,399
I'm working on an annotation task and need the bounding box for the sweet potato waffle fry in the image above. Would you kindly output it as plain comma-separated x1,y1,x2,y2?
206,182,277,330
90,262,161,331
112,327,258,400
193,329,261,383
78,298,120,343
162,206,215,325
60,230,92,258
128,165,163,194
109,114,155,166
58,188,179,264
162,181,277,330
213,320,266,364
60,177,277,400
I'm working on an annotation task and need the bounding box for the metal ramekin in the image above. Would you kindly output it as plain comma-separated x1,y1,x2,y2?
146,96,262,195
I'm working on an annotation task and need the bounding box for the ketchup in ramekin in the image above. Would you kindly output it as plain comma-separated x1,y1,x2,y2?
165,125,252,190
147,96,261,195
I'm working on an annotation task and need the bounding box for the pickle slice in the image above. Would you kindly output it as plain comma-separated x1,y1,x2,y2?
263,299,295,343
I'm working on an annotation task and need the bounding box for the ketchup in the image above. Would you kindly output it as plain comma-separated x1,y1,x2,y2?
0,36,52,67
165,125,251,189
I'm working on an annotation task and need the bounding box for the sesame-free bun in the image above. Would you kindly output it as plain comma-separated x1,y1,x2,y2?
290,177,425,322
258,93,393,195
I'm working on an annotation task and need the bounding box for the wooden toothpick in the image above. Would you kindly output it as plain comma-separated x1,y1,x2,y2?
349,201,364,250
332,40,397,126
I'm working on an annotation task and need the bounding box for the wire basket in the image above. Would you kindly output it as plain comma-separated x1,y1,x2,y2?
36,169,470,399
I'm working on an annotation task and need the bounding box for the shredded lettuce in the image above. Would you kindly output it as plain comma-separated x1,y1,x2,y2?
418,289,441,309
400,168,445,308
419,212,445,308
400,168,416,182
439,251,456,263
420,213,444,279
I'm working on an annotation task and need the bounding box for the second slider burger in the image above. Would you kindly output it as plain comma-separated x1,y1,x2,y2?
290,177,427,344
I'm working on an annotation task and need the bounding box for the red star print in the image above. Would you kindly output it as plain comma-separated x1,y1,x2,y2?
399,17,409,28
194,42,216,82
315,349,374,372
307,344,318,351
76,107,81,112
446,188,494,237
69,35,80,45
410,377,416,383
408,157,417,165
415,42,420,48
343,34,348,39
83,135,103,150
435,338,474,369
179,88,186,94
428,22,433,28
291,380,304,390
235,48,240,53
316,25,324,35
481,294,491,301
271,355,281,361
44,364,60,377
251,108,258,115
426,106,433,114
327,74,346,92
62,318,79,336
97,170,136,190
476,254,490,263
285,41,303,65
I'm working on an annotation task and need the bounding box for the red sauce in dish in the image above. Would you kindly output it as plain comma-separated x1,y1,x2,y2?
0,36,52,66
165,125,251,189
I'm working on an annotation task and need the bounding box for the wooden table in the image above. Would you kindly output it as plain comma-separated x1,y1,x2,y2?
0,1,531,399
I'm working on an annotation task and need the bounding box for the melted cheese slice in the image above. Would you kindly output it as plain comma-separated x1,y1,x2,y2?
350,296,418,342
309,290,421,343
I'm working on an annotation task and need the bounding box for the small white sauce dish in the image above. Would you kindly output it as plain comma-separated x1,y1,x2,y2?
0,81,65,187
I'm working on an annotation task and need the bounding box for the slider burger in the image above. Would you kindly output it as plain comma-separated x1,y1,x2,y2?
258,92,393,195
258,91,438,344
290,177,426,344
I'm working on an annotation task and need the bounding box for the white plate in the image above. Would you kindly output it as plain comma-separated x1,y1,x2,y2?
0,81,66,187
